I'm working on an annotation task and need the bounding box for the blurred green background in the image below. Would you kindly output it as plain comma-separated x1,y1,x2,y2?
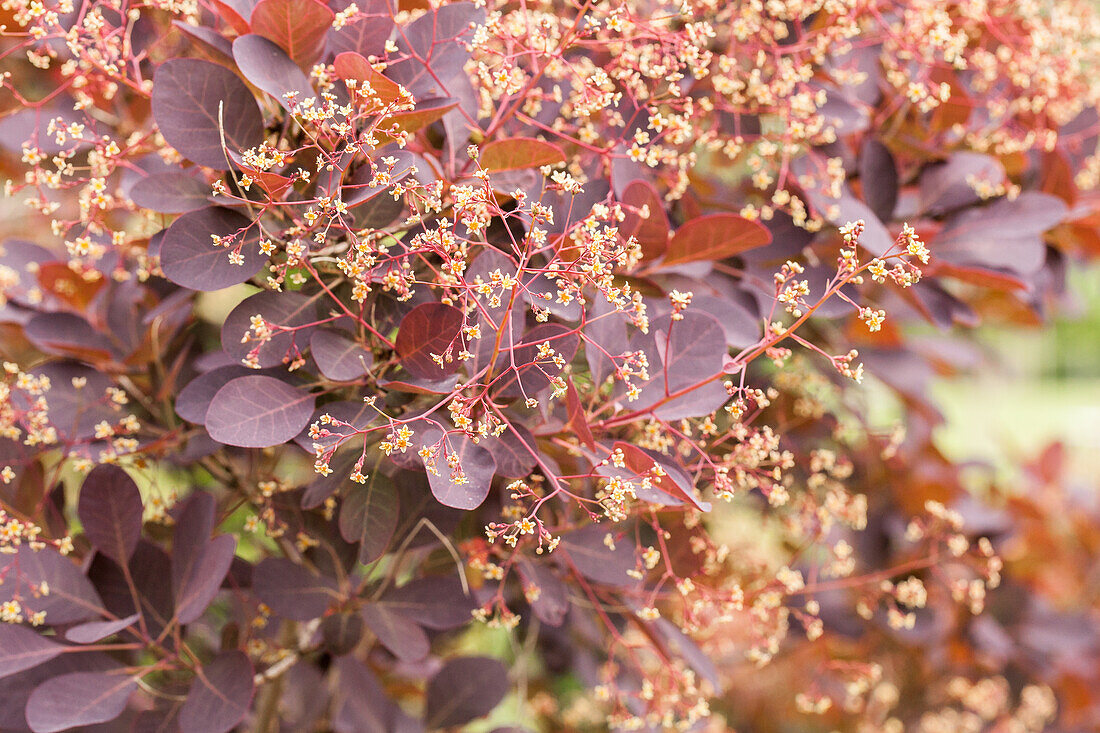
924,265,1100,485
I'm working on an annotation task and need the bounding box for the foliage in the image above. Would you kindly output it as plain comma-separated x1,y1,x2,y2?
0,0,1098,730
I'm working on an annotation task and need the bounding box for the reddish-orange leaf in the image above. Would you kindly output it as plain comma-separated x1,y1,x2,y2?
619,180,669,261
333,52,404,106
250,0,333,69
479,138,566,172
661,214,771,267
612,441,709,511
381,98,459,136
566,379,596,450
37,261,104,310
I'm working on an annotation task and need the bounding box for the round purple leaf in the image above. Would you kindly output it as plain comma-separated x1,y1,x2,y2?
205,375,315,448
160,207,266,291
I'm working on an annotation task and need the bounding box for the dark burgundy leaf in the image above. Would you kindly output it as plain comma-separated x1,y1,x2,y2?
494,323,579,398
206,375,316,448
338,472,399,565
320,612,365,656
152,59,263,170
63,613,140,644
395,303,464,379
221,290,321,369
0,544,104,625
483,422,537,479
0,653,117,732
129,173,210,214
77,465,143,565
178,652,254,733
418,427,496,510
232,34,313,112
0,625,65,680
250,0,333,68
859,137,898,221
559,524,639,587
340,150,417,206
311,329,373,381
360,603,430,661
332,658,402,733
294,398,378,454
252,557,339,620
87,541,175,638
174,533,236,624
516,560,568,627
376,575,474,630
24,312,119,363
425,656,509,729
25,670,137,733
160,207,265,291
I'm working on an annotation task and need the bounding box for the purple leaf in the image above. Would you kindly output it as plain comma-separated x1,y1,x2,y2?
624,312,729,420
395,303,464,379
360,603,430,661
935,191,1068,275
326,0,393,58
160,207,265,291
0,544,105,625
310,330,373,381
858,137,898,221
419,427,496,510
376,575,474,630
129,173,211,214
63,613,140,644
494,323,579,399
0,625,65,680
152,59,263,170
77,465,143,565
320,612,365,656
221,290,321,369
425,656,509,729
24,312,119,363
482,423,537,479
175,365,256,424
338,472,399,565
294,398,378,454
173,494,237,624
0,653,118,732
559,525,640,587
25,671,137,733
252,557,339,620
178,652,254,733
87,541,174,639
919,151,1006,216
232,34,313,112
516,560,568,627
206,375,316,448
